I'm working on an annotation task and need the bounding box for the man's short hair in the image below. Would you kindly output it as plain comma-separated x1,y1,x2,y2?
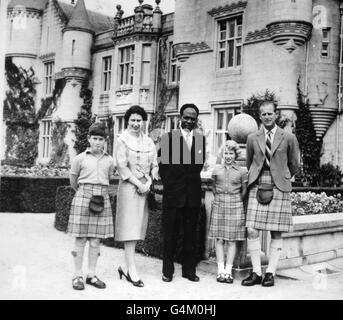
180,103,199,117
88,122,107,138
259,100,278,113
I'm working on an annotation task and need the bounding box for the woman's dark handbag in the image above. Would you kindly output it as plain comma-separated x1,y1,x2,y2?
256,183,274,205
147,181,158,210
89,195,105,215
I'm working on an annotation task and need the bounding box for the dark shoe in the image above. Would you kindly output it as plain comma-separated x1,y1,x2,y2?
86,276,106,289
216,273,226,283
72,276,85,290
182,273,200,282
118,266,144,287
262,272,275,287
241,272,262,286
225,274,234,284
162,275,173,282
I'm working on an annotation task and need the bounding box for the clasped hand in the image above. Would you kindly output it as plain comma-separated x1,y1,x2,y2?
137,177,152,195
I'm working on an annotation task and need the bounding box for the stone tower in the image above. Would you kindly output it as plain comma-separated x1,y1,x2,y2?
55,0,94,160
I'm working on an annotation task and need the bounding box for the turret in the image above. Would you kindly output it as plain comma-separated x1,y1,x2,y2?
61,0,94,70
6,0,47,68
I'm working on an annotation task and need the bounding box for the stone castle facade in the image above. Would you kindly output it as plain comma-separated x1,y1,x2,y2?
3,0,343,169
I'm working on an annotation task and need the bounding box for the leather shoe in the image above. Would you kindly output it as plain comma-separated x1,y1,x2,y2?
162,275,173,282
262,272,274,287
72,276,85,290
86,276,106,289
241,272,262,286
182,273,200,282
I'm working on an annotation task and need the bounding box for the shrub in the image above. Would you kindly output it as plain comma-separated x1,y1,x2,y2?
317,163,343,187
291,192,343,215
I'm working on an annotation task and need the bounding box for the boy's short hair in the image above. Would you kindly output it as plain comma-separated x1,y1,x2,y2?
218,140,241,159
88,122,107,138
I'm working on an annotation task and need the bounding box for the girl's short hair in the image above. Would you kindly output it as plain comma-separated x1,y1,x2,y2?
218,140,241,159
124,105,148,127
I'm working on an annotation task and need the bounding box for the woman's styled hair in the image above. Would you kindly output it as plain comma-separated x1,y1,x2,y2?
124,105,148,127
218,140,241,159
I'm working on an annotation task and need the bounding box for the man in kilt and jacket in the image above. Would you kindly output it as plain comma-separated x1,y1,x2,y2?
241,101,300,287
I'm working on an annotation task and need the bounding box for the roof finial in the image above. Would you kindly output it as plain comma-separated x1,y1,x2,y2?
71,0,75,4
154,0,162,13
138,0,144,6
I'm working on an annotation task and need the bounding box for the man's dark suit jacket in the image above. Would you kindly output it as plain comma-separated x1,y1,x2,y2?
158,129,206,208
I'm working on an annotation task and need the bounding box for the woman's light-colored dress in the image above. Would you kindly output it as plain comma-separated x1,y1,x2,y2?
115,129,158,241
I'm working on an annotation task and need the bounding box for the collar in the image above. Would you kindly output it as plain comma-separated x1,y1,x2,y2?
263,125,277,136
180,125,193,139
219,162,239,171
85,148,108,157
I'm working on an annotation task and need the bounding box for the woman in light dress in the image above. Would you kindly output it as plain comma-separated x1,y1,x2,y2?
115,105,159,287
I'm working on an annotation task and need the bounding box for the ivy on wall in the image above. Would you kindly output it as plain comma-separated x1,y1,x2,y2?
295,80,322,186
50,119,70,167
3,57,67,166
74,81,95,154
149,37,179,135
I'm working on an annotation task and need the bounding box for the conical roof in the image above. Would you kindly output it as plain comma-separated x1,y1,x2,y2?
65,0,93,33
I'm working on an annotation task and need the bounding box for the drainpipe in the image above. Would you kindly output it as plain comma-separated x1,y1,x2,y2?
335,5,343,166
153,37,163,129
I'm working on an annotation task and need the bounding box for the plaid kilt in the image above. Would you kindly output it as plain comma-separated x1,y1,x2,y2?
208,192,246,241
67,184,114,238
246,170,293,232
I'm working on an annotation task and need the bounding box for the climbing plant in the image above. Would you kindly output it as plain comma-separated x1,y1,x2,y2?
50,118,70,167
74,81,95,154
148,37,179,137
295,79,322,186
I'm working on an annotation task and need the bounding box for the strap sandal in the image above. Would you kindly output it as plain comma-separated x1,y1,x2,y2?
216,273,226,283
86,275,106,289
72,276,85,290
225,273,234,284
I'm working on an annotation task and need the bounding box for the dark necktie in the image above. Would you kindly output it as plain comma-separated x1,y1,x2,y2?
265,131,272,169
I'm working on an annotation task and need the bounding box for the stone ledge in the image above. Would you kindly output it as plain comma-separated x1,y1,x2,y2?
291,213,343,232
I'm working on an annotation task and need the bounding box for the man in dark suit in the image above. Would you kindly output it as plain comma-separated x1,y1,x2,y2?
241,100,300,287
158,104,206,282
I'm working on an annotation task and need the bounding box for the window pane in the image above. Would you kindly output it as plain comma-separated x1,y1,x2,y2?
229,21,235,38
237,25,242,37
228,40,234,67
236,46,242,66
142,44,151,60
219,41,225,49
217,111,224,129
217,134,223,150
219,51,225,68
141,62,150,85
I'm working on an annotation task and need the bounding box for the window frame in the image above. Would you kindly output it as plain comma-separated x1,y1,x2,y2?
321,28,330,58
165,113,180,132
141,43,152,86
217,14,243,70
44,61,54,96
41,118,52,159
168,42,180,85
118,45,135,87
102,56,112,92
213,105,241,154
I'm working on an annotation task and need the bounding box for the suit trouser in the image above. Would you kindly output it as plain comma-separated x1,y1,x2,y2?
162,206,199,277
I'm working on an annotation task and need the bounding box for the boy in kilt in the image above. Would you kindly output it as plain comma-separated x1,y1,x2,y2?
209,140,247,284
241,101,300,287
68,123,115,290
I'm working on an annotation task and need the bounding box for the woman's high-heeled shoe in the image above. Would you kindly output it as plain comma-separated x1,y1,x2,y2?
118,266,144,287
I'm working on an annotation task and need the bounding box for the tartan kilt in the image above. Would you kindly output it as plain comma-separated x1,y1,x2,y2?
246,170,293,232
67,184,114,239
208,192,246,241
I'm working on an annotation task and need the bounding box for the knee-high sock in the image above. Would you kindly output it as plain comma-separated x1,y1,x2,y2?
266,239,283,275
247,238,261,276
88,238,100,278
72,238,87,277
217,262,225,275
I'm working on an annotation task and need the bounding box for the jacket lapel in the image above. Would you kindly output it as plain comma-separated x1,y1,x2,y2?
256,129,265,154
271,127,284,155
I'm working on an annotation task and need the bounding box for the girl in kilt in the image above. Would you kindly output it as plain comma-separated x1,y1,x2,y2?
68,123,115,290
208,140,247,283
